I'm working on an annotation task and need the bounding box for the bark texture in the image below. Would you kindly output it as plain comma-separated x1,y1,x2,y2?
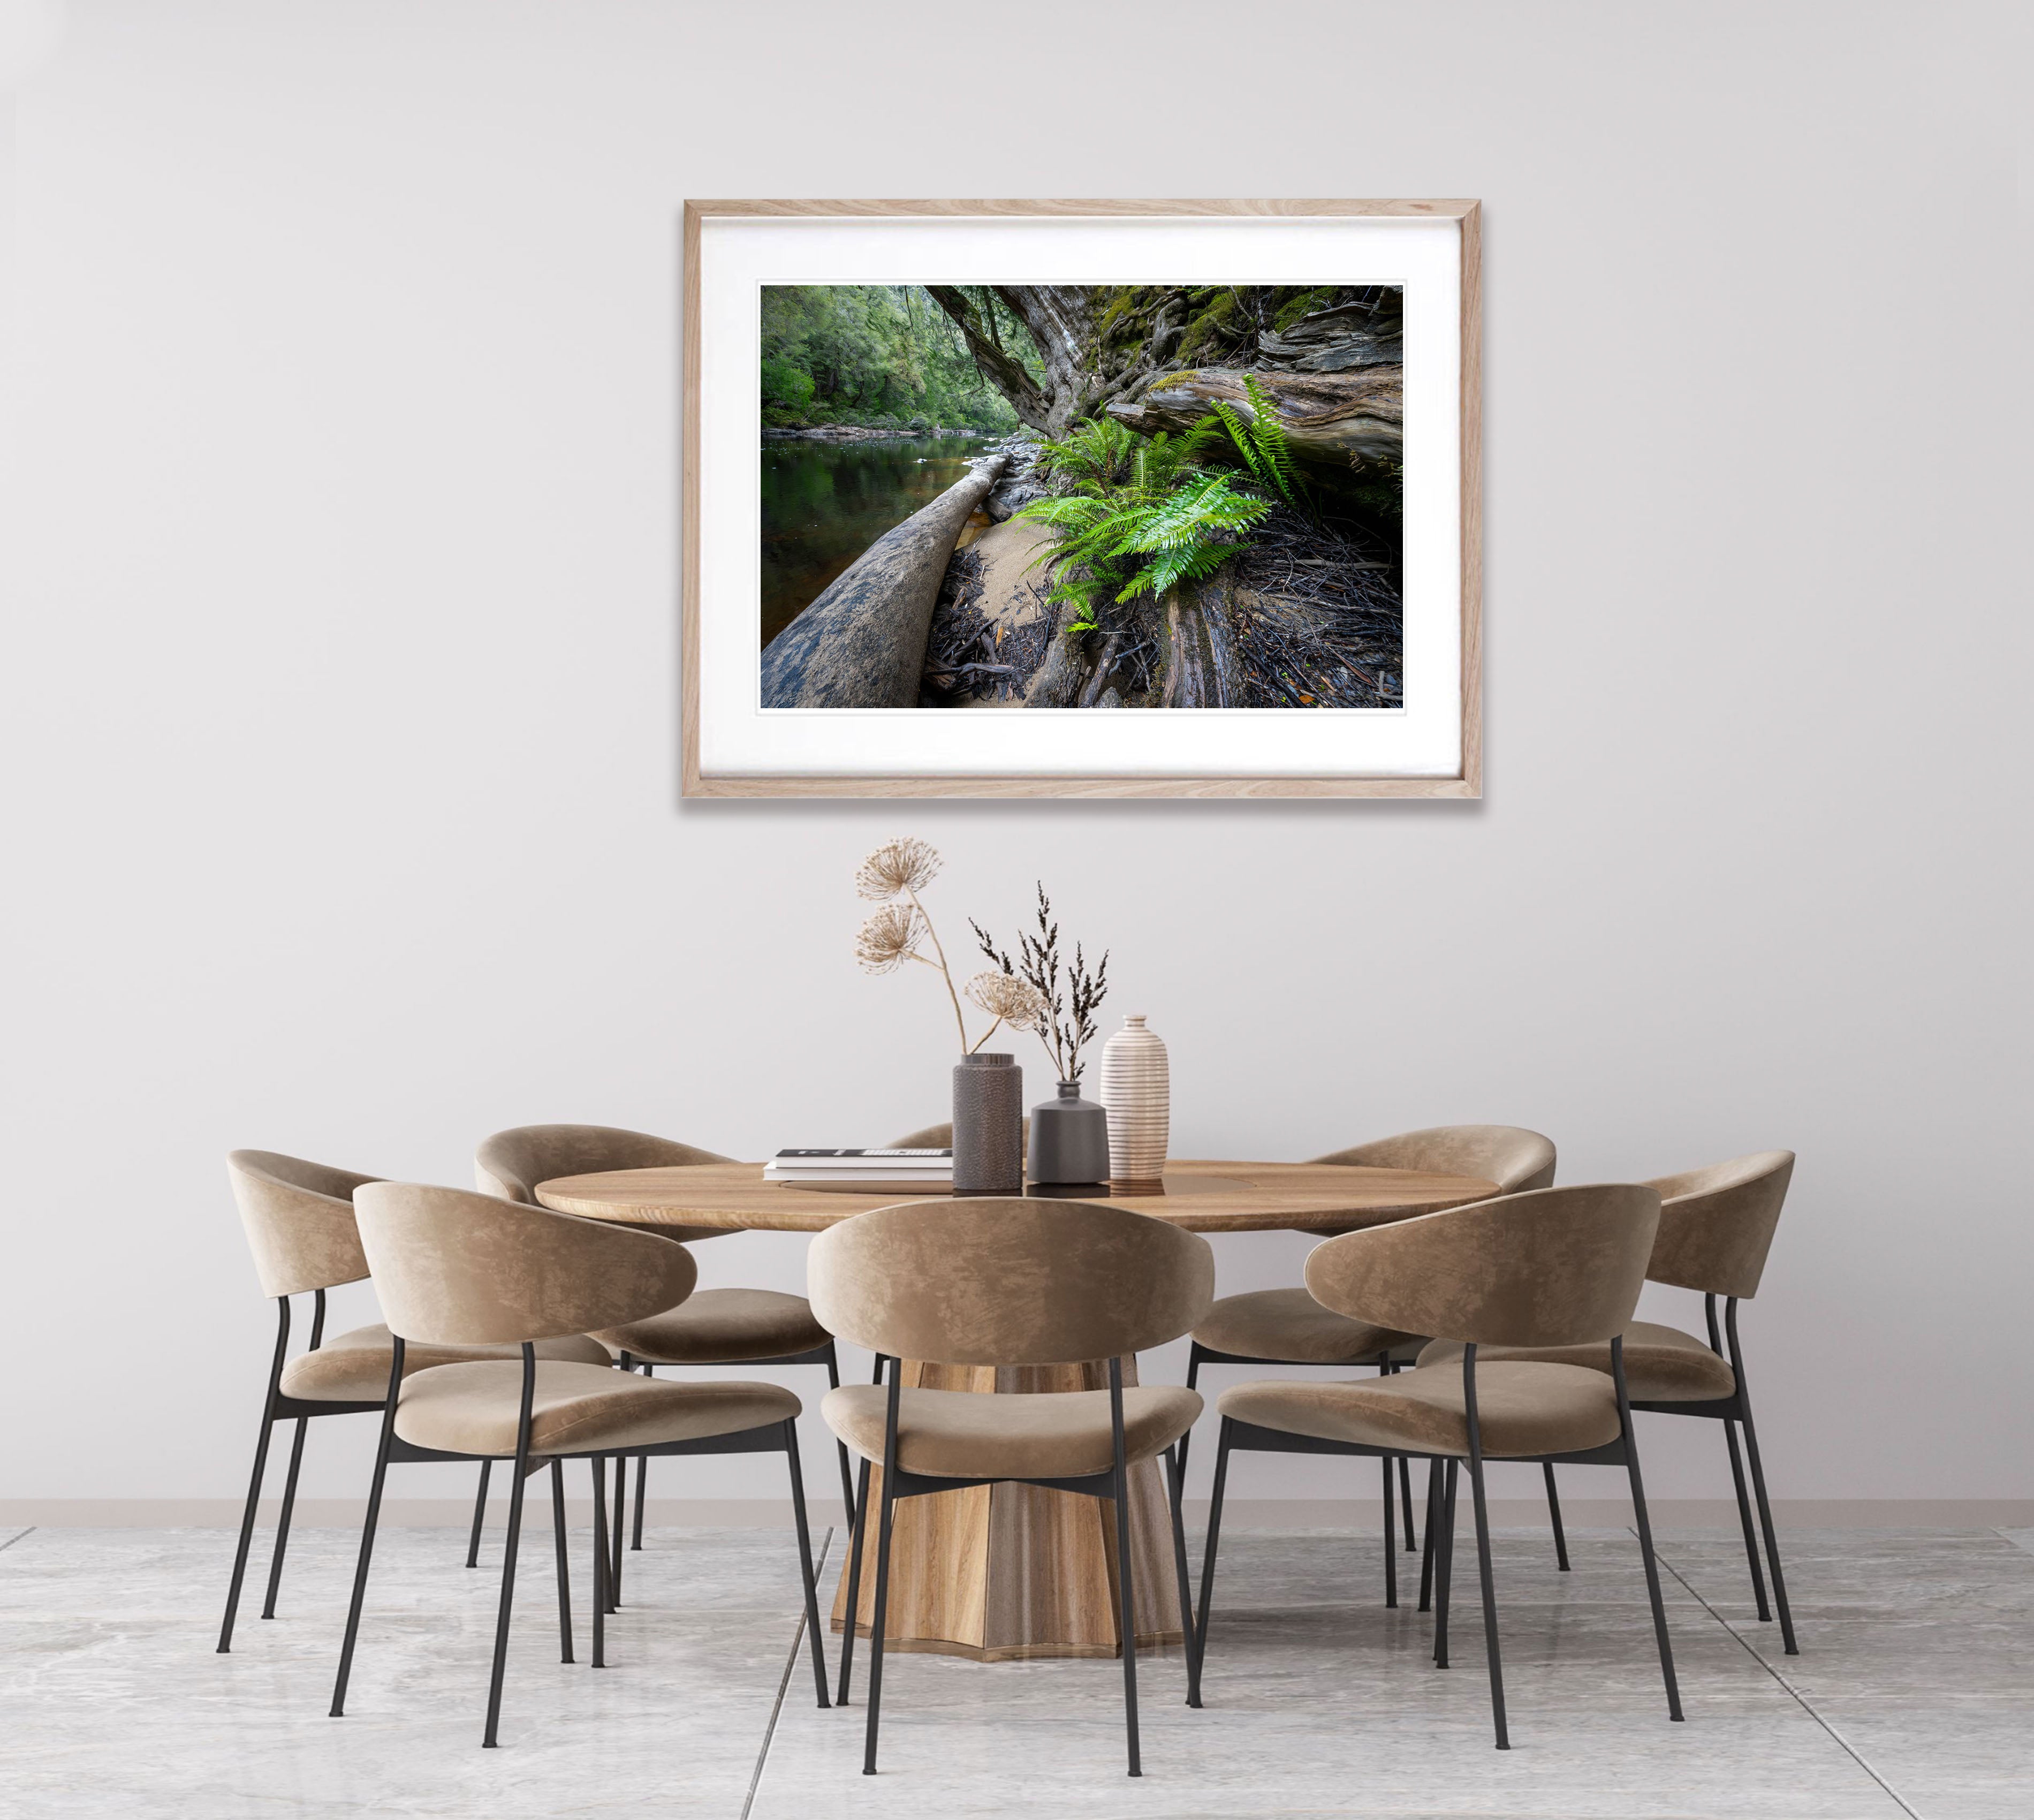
1109,367,1402,466
1157,570,1244,709
760,454,1007,709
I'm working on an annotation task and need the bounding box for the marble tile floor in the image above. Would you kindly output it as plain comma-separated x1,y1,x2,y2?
0,1522,2028,1819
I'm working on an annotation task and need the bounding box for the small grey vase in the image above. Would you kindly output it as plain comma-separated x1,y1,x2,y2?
1027,1080,1110,1189
952,1052,1023,1195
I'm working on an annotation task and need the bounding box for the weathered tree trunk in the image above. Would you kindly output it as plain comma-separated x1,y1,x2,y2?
760,455,1007,708
928,286,1404,453
923,289,1051,429
1023,591,1092,708
1110,367,1402,468
1024,571,1244,709
1156,570,1243,708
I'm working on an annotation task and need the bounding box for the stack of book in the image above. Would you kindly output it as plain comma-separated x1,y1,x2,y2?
762,1147,954,1188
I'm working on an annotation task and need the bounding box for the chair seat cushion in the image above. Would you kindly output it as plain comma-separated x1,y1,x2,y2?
393,1360,801,1457
278,1324,610,1402
1217,1361,1621,1459
822,1384,1203,1482
593,1288,831,1365
1192,1287,1426,1365
1414,1321,1736,1403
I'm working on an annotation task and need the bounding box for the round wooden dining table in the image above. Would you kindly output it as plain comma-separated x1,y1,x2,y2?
535,1159,1499,1663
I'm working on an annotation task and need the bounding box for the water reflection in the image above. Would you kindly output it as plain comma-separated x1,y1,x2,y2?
760,434,986,647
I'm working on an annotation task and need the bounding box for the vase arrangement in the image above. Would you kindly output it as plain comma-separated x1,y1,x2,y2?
853,841,1113,1199
1099,1014,1168,1190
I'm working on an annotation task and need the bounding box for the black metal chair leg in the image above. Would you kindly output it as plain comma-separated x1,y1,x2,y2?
1727,1300,1796,1655
1543,1461,1572,1572
480,1346,537,1748
550,1459,574,1664
836,1456,871,1705
783,1423,832,1708
609,1454,626,1610
1461,1349,1508,1749
258,1416,309,1621
1107,1359,1142,1778
1737,1401,1795,1654
219,1298,289,1652
466,1460,491,1569
1192,1417,1234,1674
1417,1459,1438,1613
862,1459,899,1773
1467,1446,1507,1748
1722,1417,1772,1620
590,1456,609,1668
1433,1459,1458,1667
1381,1456,1399,1609
482,1464,532,1745
630,1363,652,1550
1163,1443,1202,1707
824,1348,856,1535
1177,1347,1203,1489
1611,1339,1684,1719
1399,1454,1417,1554
330,1339,403,1717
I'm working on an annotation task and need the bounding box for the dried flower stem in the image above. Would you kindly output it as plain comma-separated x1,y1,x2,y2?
904,883,972,1052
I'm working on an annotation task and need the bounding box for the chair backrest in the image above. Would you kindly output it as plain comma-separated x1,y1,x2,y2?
1310,1125,1557,1195
1304,1184,1660,1348
228,1149,381,1299
475,1124,733,1245
808,1197,1214,1367
884,1123,953,1150
353,1181,697,1346
1642,1150,1794,1300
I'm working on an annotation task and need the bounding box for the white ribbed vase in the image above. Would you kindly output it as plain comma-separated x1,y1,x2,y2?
1098,1013,1169,1188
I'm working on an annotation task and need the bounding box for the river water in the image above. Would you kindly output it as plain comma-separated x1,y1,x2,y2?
760,434,988,647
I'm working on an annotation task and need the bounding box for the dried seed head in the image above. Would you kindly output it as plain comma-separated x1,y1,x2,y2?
855,837,943,901
854,905,924,974
965,970,1049,1030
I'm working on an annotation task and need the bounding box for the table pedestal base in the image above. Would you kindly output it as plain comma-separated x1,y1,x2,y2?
829,1358,1186,1662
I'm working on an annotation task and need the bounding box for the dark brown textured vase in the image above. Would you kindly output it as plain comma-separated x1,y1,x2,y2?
952,1053,1023,1195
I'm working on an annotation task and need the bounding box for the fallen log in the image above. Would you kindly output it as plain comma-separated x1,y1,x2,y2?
760,454,1008,708
1108,366,1402,468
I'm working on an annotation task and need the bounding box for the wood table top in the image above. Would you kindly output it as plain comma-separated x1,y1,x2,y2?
533,1159,1500,1235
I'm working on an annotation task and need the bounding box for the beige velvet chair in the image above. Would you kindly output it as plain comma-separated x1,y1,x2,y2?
1418,1150,1798,1651
1196,1184,1681,1750
810,1196,1215,1777
333,1181,829,1748
476,1124,856,1605
1182,1125,1559,1594
220,1150,610,1652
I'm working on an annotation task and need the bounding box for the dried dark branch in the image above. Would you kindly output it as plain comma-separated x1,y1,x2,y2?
970,884,1110,1082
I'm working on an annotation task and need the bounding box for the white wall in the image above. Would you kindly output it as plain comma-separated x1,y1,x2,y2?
3,0,2026,1511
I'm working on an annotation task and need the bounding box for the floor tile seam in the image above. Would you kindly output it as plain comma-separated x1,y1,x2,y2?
1642,1528,1920,1820
742,1524,833,1820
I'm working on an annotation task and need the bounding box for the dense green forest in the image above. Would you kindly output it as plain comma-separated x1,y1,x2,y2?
760,286,1033,431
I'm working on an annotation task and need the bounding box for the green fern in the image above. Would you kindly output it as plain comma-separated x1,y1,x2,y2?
1016,458,1269,625
1208,376,1303,510
1034,415,1139,490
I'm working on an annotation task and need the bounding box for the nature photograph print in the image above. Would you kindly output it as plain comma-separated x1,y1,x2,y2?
757,285,1404,711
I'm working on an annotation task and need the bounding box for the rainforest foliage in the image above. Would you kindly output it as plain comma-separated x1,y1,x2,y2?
1016,377,1302,634
760,286,1033,431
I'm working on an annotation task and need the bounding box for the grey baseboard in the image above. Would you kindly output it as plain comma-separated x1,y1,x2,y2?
5,1496,2031,1529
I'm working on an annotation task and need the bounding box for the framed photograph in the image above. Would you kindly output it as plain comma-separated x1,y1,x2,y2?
682,200,1481,798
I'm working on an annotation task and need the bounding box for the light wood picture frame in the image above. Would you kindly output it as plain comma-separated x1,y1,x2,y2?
682,199,1481,798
